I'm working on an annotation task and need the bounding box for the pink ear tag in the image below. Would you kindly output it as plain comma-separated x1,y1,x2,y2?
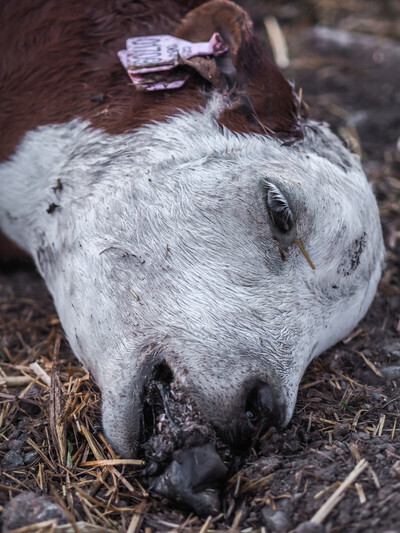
118,33,228,91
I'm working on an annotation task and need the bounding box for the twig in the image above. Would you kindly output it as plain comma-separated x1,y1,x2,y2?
296,238,316,270
50,336,67,466
310,459,368,524
27,438,57,472
354,350,383,378
355,483,367,504
29,362,51,386
6,520,59,532
199,516,213,533
80,459,144,467
127,503,147,533
0,376,32,387
342,327,363,344
264,16,290,69
50,485,81,533
0,483,23,494
368,466,381,489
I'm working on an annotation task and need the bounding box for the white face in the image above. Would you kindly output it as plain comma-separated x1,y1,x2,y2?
0,101,384,457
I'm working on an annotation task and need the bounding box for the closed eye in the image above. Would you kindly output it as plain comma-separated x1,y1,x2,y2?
264,182,297,248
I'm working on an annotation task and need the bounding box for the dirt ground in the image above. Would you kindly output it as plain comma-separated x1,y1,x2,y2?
1,1,400,532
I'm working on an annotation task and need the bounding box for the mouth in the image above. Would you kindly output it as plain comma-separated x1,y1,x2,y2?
139,363,233,516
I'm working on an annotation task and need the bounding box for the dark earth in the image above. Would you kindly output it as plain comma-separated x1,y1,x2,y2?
1,1,400,531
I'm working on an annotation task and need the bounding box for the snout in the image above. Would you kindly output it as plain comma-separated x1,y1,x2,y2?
139,363,288,451
100,360,290,514
136,364,288,514
101,362,289,457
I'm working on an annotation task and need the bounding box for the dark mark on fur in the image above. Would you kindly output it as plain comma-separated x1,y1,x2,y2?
338,232,367,276
52,179,63,193
46,203,59,214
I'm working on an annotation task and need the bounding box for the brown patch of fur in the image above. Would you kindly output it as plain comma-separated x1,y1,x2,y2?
176,1,301,138
0,0,205,162
0,0,301,163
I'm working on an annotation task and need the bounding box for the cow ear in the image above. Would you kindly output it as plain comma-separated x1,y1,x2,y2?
175,0,252,86
175,0,302,141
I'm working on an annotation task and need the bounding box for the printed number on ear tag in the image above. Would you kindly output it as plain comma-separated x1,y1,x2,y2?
118,33,228,91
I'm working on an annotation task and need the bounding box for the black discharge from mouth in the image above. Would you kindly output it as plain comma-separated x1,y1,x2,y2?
139,365,234,516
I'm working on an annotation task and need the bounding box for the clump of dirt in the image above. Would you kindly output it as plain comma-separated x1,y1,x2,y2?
140,377,231,516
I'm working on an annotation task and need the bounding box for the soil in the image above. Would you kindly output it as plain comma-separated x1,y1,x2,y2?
0,1,399,532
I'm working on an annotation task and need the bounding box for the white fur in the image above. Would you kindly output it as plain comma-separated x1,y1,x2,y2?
0,97,384,456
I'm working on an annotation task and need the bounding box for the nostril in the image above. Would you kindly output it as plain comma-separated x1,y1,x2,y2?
152,361,174,384
246,383,281,429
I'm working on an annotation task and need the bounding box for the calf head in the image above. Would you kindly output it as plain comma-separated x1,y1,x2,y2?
0,0,384,459
51,118,382,458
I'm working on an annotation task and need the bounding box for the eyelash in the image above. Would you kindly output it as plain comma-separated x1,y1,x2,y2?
265,184,294,235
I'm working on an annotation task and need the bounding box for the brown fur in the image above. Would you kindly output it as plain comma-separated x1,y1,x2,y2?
0,0,204,162
176,1,301,137
0,0,301,164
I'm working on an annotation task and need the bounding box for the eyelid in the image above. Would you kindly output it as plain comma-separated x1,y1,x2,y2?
264,182,297,248
267,188,293,233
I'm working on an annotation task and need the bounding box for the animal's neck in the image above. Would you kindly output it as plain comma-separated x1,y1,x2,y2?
0,104,221,257
0,121,101,254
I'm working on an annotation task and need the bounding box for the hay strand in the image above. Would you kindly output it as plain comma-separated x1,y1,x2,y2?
310,459,368,524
